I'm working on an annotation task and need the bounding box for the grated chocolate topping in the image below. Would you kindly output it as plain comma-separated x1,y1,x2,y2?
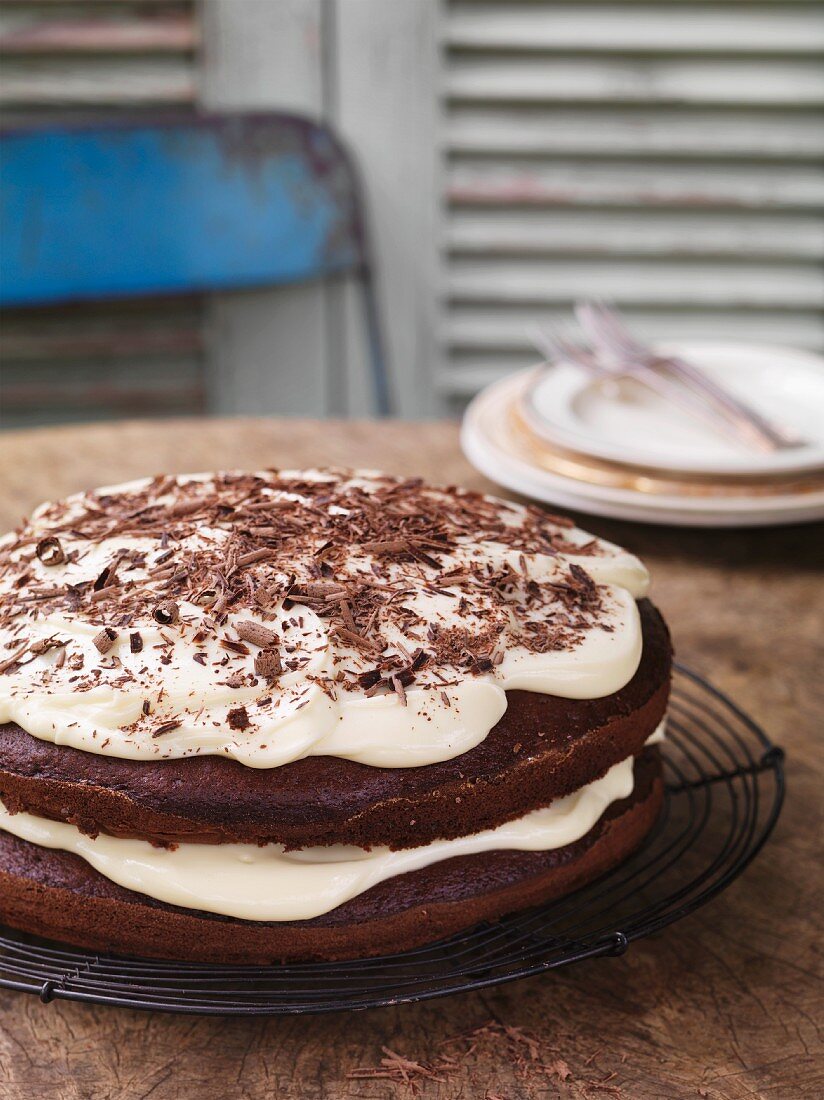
0,470,644,762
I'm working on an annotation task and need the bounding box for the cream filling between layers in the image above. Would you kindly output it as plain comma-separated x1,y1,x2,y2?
0,473,650,770
0,724,664,922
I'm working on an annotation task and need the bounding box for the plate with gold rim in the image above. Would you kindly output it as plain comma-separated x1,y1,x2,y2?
520,342,824,479
461,373,824,528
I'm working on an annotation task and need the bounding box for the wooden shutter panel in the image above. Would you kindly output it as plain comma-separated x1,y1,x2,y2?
0,1,204,429
438,0,824,407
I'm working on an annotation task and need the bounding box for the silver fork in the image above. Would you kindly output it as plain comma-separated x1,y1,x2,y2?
527,325,762,448
575,300,802,452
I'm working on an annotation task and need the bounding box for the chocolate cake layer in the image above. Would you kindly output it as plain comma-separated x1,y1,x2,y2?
0,749,663,963
0,601,670,849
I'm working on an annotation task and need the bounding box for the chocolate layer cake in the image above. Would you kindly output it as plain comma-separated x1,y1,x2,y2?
0,471,670,962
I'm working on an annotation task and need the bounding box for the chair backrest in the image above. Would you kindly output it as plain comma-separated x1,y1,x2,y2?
1,113,368,304
0,113,391,412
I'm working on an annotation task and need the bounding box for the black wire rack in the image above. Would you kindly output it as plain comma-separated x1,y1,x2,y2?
0,663,784,1016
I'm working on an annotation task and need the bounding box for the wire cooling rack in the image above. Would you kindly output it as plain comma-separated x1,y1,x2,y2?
0,663,784,1016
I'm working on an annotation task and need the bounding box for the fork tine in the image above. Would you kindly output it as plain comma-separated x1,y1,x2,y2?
577,299,639,358
529,324,569,364
526,325,559,366
546,327,591,368
574,300,799,450
528,324,603,376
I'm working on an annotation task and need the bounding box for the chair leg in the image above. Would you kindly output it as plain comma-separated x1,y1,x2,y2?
360,266,393,417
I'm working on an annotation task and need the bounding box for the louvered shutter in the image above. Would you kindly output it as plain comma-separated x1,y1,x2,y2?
0,1,204,428
437,1,824,409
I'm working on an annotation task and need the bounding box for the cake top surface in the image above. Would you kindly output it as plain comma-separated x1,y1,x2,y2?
0,470,649,768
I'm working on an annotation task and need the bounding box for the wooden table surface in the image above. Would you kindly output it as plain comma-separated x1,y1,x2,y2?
0,418,821,1100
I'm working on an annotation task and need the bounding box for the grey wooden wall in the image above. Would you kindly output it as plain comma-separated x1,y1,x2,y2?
201,0,440,420
2,0,823,428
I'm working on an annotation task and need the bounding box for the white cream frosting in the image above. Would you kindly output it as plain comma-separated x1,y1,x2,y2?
0,741,659,921
0,471,650,769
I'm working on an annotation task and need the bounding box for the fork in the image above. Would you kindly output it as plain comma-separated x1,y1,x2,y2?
527,325,764,449
575,300,802,452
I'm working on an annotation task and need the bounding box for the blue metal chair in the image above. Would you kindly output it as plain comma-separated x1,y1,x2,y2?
0,113,392,415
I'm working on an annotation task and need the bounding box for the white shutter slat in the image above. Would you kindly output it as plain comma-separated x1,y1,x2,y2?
446,107,824,161
446,209,824,261
0,12,197,53
448,160,824,211
446,258,823,309
446,57,824,107
0,57,196,106
444,308,824,355
446,4,824,54
437,345,821,396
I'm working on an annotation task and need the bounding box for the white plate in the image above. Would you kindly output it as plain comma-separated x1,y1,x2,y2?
461,373,824,528
523,342,824,477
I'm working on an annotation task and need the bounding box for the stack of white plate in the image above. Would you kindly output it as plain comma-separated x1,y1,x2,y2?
460,343,824,527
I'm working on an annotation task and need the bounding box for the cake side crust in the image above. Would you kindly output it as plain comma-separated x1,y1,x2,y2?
0,751,663,963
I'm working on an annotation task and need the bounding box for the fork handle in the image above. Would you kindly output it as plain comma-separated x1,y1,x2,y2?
532,332,775,451
651,354,800,450
575,300,800,451
615,358,782,452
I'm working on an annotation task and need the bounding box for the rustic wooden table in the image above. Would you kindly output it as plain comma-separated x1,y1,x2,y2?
0,418,821,1100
